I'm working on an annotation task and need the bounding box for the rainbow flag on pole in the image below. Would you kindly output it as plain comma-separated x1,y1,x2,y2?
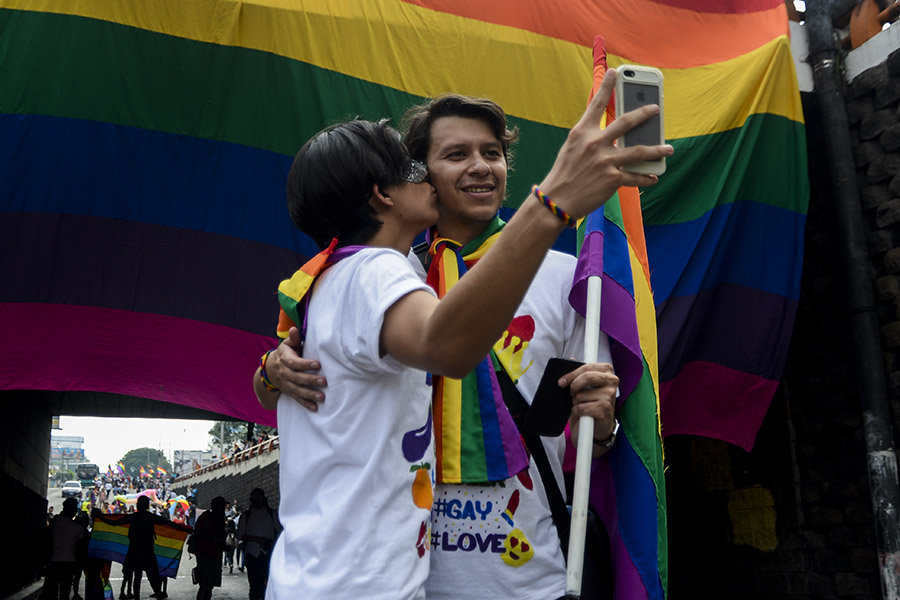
566,39,667,600
89,514,192,578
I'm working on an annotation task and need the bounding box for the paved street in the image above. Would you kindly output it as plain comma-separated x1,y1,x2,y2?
106,551,250,600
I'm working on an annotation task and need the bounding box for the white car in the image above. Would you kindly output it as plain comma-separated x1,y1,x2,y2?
61,480,83,499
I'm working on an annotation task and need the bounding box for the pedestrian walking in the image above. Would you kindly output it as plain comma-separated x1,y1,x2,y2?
236,489,281,600
190,497,227,600
40,498,85,600
120,496,168,600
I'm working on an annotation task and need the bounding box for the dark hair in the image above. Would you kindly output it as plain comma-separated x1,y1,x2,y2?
137,495,150,510
400,94,519,167
286,119,412,249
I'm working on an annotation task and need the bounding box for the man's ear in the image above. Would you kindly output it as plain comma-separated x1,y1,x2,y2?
369,183,393,212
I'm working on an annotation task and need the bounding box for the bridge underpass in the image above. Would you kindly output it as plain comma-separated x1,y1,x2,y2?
1,389,237,599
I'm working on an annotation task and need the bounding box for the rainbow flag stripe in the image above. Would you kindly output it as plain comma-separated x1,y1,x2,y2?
89,514,191,578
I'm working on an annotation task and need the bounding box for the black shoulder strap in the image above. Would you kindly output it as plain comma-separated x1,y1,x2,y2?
495,367,572,553
412,241,431,271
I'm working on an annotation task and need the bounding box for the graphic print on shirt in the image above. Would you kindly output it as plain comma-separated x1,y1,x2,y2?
494,315,536,382
403,406,434,557
432,468,538,568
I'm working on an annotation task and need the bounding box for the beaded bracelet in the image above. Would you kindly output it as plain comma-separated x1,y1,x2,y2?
532,185,576,229
259,350,280,392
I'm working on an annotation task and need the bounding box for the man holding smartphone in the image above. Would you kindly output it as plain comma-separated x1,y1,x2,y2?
260,69,671,598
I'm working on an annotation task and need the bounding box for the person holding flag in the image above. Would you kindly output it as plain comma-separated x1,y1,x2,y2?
397,88,627,600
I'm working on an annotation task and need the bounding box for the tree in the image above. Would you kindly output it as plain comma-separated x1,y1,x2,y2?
208,421,276,453
120,447,171,478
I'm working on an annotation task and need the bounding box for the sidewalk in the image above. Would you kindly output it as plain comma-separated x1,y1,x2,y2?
108,547,249,600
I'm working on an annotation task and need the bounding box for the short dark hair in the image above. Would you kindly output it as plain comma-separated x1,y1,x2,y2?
286,119,412,249
62,497,77,514
400,94,519,167
137,495,150,510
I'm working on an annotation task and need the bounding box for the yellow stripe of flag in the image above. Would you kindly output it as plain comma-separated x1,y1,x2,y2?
608,36,803,141
441,377,463,482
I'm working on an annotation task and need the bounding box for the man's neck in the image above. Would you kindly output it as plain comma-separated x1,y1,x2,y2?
435,220,489,247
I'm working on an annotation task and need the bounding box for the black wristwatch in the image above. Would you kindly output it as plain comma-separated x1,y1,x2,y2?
593,418,620,449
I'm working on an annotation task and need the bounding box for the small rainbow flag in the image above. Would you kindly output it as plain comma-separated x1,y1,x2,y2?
157,466,168,478
117,462,125,476
89,514,192,578
139,466,146,478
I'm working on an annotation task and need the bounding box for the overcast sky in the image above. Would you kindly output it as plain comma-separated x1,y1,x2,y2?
56,416,216,470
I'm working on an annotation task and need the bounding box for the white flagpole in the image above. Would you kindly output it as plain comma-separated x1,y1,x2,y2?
565,274,602,598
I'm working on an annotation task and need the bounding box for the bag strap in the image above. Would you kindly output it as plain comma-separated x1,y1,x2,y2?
495,367,573,554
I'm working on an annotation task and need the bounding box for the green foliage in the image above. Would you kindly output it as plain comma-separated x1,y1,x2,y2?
119,447,172,477
53,469,77,485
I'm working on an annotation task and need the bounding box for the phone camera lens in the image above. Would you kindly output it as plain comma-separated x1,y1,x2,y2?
624,70,635,78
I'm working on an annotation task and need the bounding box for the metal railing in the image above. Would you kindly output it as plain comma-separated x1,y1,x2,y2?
173,436,280,481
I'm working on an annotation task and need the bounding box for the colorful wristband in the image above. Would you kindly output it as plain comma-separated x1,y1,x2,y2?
259,350,280,392
532,185,576,228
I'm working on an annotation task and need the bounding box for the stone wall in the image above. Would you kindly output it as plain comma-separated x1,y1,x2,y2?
172,450,281,512
850,50,900,432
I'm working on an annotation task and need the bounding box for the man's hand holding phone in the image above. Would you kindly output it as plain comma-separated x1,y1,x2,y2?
615,65,667,176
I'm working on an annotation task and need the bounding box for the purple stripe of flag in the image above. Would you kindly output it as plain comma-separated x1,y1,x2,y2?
0,302,277,425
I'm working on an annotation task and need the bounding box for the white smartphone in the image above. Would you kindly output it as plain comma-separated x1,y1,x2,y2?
614,65,666,175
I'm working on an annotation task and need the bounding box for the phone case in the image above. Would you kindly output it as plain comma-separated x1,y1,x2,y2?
614,65,666,176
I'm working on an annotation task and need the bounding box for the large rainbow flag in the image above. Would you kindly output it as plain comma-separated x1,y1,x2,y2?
89,513,192,578
1,0,803,470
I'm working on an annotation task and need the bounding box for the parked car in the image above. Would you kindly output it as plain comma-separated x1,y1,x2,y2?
61,480,83,499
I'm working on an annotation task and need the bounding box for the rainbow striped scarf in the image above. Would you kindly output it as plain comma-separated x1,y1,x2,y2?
276,239,365,339
426,217,529,484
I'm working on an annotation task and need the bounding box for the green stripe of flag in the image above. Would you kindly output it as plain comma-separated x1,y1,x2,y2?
458,373,489,481
620,362,668,588
642,114,808,225
153,544,183,560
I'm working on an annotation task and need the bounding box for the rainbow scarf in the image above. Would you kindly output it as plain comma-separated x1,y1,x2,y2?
276,239,365,339
88,513,191,578
426,217,529,484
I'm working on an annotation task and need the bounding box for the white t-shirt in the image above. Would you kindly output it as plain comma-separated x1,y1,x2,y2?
268,248,436,600
417,250,612,600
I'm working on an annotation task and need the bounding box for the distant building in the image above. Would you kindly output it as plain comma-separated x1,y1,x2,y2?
51,435,87,468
